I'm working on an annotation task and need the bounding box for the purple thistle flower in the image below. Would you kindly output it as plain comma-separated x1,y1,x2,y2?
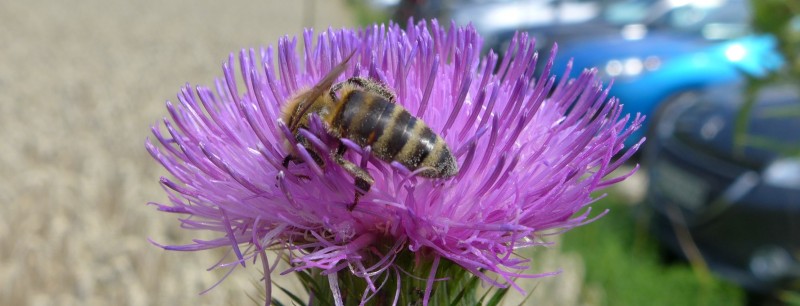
147,20,642,305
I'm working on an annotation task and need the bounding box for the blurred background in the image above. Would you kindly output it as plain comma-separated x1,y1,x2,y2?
1,0,798,305
0,1,356,305
367,0,800,304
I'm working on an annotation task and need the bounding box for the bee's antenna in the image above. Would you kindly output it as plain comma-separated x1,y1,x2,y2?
289,50,357,131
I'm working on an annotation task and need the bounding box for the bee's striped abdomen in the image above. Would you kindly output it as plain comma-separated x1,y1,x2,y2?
333,89,458,178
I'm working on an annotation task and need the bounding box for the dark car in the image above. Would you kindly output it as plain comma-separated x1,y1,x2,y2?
642,81,800,293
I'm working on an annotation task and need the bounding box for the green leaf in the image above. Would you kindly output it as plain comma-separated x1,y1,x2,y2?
477,286,493,304
485,287,510,306
295,270,322,297
270,299,286,306
448,274,480,306
273,281,307,306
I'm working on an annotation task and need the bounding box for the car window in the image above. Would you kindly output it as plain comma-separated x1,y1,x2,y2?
602,0,750,39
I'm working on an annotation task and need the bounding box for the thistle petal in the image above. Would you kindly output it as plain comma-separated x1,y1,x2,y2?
147,20,642,304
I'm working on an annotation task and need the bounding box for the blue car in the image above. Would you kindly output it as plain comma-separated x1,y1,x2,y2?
438,0,784,148
554,33,784,148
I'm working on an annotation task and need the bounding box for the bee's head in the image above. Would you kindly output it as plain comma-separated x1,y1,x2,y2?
283,51,356,132
280,90,308,129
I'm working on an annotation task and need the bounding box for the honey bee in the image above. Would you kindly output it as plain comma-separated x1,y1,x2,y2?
281,52,458,209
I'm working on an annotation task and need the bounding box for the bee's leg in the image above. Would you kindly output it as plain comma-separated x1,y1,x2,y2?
282,155,300,168
281,156,311,181
329,81,344,101
282,149,324,181
331,143,374,211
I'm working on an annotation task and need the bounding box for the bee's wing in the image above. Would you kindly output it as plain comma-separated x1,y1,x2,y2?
289,51,356,131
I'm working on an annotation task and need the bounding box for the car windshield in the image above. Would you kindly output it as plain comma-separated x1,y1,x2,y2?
602,0,750,38
448,0,751,41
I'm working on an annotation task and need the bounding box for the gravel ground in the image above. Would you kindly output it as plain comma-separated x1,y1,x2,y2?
0,1,354,305
0,1,604,305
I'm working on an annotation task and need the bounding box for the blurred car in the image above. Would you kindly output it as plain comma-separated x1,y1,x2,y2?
557,33,783,148
444,0,606,52
642,81,800,293
547,0,784,148
444,0,753,54
441,0,783,148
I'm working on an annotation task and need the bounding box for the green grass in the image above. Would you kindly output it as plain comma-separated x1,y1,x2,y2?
561,193,745,306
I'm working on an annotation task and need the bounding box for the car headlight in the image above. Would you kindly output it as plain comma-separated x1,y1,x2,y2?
603,56,661,78
762,158,800,189
724,43,747,62
719,35,785,78
750,246,800,281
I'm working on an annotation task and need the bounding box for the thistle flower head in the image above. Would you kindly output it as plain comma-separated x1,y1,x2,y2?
147,20,642,304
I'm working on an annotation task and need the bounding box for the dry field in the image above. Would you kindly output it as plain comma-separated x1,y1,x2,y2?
0,1,592,305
